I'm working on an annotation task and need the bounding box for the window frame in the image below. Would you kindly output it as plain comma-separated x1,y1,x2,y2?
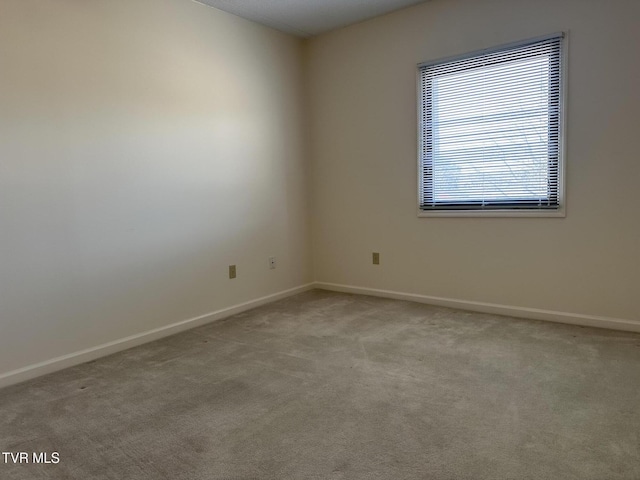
416,33,568,218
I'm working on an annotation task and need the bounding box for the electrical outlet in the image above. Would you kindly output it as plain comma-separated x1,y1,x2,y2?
269,256,276,269
372,252,380,265
229,265,236,279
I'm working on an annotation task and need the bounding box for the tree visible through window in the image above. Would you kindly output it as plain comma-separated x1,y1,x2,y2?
418,34,564,213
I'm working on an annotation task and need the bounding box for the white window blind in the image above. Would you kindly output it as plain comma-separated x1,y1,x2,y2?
418,34,564,212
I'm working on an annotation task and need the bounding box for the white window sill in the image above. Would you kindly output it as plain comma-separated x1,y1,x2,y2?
417,208,566,218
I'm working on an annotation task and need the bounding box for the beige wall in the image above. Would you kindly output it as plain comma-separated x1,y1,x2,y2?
0,0,311,375
307,0,640,321
2,0,639,380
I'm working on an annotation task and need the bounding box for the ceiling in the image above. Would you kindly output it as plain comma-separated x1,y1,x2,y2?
193,0,429,37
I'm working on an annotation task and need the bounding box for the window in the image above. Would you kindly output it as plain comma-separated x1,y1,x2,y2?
418,34,565,216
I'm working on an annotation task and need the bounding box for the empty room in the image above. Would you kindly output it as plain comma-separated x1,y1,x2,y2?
1,0,639,478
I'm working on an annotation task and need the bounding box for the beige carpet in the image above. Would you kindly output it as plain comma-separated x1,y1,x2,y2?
1,290,639,479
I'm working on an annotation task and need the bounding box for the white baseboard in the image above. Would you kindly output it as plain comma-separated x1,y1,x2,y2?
314,282,640,334
0,283,315,389
3,281,637,389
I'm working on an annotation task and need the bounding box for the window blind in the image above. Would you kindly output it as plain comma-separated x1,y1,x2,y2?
418,34,564,211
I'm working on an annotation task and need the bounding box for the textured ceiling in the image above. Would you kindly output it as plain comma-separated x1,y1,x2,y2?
194,0,429,37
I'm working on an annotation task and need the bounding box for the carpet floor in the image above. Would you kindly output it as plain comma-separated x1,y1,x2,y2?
1,290,639,479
